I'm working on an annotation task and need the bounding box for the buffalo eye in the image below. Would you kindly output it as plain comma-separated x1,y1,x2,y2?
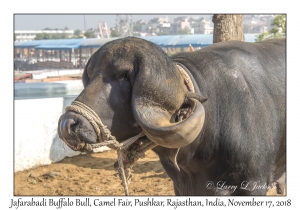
115,71,129,81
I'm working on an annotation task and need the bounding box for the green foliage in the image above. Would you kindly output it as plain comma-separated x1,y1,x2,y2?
34,33,51,40
272,14,286,33
52,34,64,39
178,26,191,35
158,31,170,36
72,29,84,39
43,33,51,39
110,30,122,37
34,33,65,40
149,18,159,24
256,32,270,41
32,27,72,40
34,34,44,40
256,14,286,41
84,30,96,38
133,22,144,32
74,29,82,36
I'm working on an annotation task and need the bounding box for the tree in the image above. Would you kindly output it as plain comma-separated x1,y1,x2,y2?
189,17,204,25
74,29,82,37
73,29,84,38
110,30,122,37
35,31,67,40
212,14,244,43
178,26,191,35
148,18,159,24
272,14,286,33
43,33,51,40
34,33,51,40
84,29,96,38
34,34,44,40
133,22,144,32
174,16,187,22
51,34,64,39
62,27,69,39
256,14,286,41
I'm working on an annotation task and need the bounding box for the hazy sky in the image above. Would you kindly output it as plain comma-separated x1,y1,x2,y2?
14,14,213,31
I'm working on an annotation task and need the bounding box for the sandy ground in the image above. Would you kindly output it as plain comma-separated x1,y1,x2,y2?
14,150,174,196
14,149,282,196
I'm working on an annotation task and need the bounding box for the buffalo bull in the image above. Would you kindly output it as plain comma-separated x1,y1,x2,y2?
58,37,286,195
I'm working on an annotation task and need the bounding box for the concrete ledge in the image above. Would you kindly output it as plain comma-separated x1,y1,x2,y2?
14,81,110,172
14,80,84,99
27,69,84,79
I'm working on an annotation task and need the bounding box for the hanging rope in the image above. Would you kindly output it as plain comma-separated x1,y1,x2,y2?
64,101,156,196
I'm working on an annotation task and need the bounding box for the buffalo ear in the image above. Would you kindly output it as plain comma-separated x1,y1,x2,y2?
82,58,91,87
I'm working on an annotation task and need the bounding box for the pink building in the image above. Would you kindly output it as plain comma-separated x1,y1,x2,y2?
170,17,191,34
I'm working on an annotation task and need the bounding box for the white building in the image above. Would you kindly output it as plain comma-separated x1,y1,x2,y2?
15,30,74,42
192,18,213,34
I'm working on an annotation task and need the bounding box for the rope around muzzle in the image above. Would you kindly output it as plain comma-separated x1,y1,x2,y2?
65,100,157,196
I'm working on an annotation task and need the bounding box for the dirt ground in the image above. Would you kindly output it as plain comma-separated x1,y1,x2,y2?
14,150,174,196
14,149,281,196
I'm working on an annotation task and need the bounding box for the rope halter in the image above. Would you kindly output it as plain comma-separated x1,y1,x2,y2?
65,100,113,143
64,100,156,196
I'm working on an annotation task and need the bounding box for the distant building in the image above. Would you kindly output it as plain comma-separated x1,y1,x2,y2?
116,15,133,36
170,17,191,34
96,22,110,38
243,15,275,33
190,17,213,34
14,30,74,42
157,16,169,24
135,19,147,25
158,23,171,34
140,16,172,36
250,21,269,33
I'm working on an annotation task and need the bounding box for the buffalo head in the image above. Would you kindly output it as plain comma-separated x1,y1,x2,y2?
58,37,206,151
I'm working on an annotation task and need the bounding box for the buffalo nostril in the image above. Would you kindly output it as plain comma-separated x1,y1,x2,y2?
61,118,76,136
70,122,79,134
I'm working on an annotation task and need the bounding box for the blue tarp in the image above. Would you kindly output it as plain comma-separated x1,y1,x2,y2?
14,34,260,50
15,40,52,48
140,35,179,47
35,45,80,50
30,39,86,49
162,34,213,48
79,38,120,48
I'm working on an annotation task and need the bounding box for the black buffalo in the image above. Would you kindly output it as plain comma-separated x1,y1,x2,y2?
58,37,286,195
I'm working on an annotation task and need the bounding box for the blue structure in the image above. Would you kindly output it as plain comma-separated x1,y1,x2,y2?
14,34,261,70
14,34,260,50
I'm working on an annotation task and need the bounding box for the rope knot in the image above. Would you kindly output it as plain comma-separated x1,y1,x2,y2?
63,100,156,196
